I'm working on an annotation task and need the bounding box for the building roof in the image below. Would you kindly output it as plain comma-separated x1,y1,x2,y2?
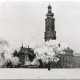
73,53,80,56
63,47,73,52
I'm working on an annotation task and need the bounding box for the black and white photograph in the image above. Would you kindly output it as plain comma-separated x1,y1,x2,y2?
1,0,80,79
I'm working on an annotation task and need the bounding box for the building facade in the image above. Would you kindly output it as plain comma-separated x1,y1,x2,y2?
73,54,80,68
59,47,74,68
59,47,80,68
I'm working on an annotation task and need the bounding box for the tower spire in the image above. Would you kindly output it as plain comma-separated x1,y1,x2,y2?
46,4,54,17
21,43,23,48
48,3,51,9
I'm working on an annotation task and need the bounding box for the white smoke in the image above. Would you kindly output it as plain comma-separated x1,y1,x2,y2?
0,38,19,67
0,38,70,67
25,58,40,67
34,40,69,63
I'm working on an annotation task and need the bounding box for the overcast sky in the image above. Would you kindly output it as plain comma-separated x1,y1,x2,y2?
0,1,80,53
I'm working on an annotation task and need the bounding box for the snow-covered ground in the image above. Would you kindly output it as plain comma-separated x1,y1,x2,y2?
0,69,80,79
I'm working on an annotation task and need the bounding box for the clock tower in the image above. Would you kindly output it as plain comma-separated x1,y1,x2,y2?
44,4,56,41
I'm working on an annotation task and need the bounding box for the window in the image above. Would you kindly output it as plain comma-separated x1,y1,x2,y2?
63,57,64,60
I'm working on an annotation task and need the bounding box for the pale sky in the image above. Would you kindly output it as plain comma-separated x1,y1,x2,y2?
0,1,80,53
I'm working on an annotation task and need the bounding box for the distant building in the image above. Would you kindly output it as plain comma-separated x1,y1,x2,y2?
44,4,56,41
59,47,74,68
14,45,36,67
58,47,80,68
73,53,80,68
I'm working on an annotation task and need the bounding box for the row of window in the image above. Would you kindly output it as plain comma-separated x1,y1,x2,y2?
60,57,73,61
60,57,80,62
65,51,73,55
61,63,72,66
74,58,80,62
61,63,80,68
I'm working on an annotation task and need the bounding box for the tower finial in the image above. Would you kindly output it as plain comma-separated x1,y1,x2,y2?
48,3,51,9
21,43,23,48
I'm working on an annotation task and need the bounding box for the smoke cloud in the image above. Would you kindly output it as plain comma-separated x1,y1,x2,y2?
34,40,69,63
0,37,69,67
0,38,19,67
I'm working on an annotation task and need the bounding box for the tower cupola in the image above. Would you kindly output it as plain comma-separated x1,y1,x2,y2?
46,4,54,17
